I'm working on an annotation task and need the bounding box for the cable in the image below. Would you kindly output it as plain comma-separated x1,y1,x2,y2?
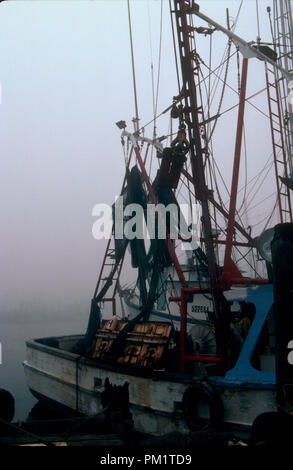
240,162,274,217
0,417,55,447
247,192,275,214
199,54,272,121
237,125,248,214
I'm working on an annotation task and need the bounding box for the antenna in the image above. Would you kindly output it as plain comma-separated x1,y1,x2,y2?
127,0,140,133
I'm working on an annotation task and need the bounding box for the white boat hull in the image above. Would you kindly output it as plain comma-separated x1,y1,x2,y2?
23,335,277,436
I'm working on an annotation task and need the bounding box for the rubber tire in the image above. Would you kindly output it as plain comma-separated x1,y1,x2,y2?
182,381,223,431
0,388,15,423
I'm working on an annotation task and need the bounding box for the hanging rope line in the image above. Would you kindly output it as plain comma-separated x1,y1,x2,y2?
237,125,248,213
219,86,270,119
239,161,274,217
247,192,276,214
198,0,243,130
198,54,272,121
136,61,271,139
263,197,279,230
234,245,261,278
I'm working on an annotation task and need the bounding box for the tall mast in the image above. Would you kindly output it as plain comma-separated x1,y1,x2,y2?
172,1,221,318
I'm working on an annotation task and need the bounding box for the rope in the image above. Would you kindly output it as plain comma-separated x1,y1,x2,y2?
219,86,270,120
263,196,279,230
199,0,243,131
198,54,272,121
239,161,274,218
237,125,248,214
245,192,276,214
0,417,55,447
233,246,261,277
207,38,232,142
234,232,267,278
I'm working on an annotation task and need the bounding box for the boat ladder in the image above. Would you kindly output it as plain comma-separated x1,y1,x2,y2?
265,62,292,223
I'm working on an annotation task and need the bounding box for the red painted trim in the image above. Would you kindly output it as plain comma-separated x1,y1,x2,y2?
180,290,188,374
223,58,249,283
182,355,222,364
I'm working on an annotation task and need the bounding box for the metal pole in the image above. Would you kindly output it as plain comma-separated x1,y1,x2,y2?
223,58,249,284
127,0,140,131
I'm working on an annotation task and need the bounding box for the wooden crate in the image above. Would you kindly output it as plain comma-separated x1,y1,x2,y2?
93,320,173,368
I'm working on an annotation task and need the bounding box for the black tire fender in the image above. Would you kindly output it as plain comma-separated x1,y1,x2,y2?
0,388,15,423
182,380,224,431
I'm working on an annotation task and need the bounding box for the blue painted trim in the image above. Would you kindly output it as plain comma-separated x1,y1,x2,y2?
125,283,276,387
215,284,275,386
209,377,276,390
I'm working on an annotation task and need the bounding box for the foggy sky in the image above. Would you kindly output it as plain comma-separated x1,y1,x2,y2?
0,0,275,325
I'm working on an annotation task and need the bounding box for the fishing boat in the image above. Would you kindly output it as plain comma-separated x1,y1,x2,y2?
24,0,293,437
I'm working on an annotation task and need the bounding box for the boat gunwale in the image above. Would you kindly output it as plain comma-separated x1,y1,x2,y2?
25,336,196,383
25,335,276,390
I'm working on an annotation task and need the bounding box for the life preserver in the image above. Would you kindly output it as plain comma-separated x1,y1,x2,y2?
182,381,223,431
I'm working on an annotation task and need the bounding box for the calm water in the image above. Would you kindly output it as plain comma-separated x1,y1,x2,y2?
1,311,89,421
